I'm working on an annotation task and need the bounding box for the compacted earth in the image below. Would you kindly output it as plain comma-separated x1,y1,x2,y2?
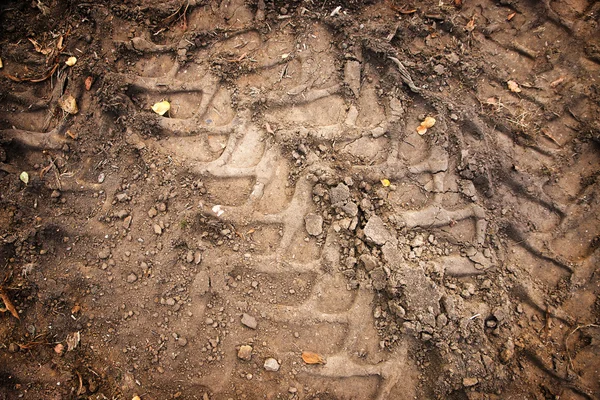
1,0,599,399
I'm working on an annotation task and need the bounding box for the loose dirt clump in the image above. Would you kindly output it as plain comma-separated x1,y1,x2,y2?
1,0,599,399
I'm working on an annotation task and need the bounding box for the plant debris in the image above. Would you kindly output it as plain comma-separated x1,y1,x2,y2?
58,94,78,114
302,351,326,365
507,80,522,93
0,288,20,320
65,56,77,66
151,100,171,116
417,116,436,135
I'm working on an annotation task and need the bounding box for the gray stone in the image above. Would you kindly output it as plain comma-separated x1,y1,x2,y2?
241,313,257,329
340,202,358,217
127,273,138,283
264,358,280,372
364,215,394,245
304,213,323,236
330,183,350,205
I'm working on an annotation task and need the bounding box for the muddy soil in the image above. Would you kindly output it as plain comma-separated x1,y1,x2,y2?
1,0,599,399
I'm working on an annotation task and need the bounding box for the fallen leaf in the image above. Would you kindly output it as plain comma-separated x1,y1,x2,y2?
0,288,20,320
71,304,81,314
302,351,326,365
0,57,3,69
19,171,29,185
151,100,170,116
421,116,436,128
465,17,476,32
57,36,64,50
84,76,94,91
66,331,80,351
381,179,391,187
507,80,522,93
65,56,77,67
132,396,141,400
454,0,462,7
265,122,274,134
66,130,78,140
416,116,436,135
416,125,428,135
58,94,79,114
54,343,65,354
507,12,516,21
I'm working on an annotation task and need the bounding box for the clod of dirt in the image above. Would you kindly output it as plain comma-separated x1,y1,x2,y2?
364,215,395,246
304,213,324,236
237,345,253,361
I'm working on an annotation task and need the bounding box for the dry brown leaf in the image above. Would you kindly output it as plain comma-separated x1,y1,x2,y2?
465,17,476,32
66,130,78,140
454,0,462,7
84,76,94,91
507,80,522,93
54,343,65,355
58,94,79,114
302,351,326,365
0,288,20,320
507,12,516,21
66,331,80,351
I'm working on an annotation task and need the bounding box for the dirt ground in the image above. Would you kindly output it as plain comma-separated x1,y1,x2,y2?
0,0,599,399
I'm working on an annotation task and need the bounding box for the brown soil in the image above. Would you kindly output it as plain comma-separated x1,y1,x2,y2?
1,0,599,399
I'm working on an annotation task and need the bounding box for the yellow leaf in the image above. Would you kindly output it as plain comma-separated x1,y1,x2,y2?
58,94,79,114
151,101,171,116
507,80,521,93
19,171,29,184
302,351,326,365
381,179,391,187
416,125,428,135
421,116,436,128
65,56,77,67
